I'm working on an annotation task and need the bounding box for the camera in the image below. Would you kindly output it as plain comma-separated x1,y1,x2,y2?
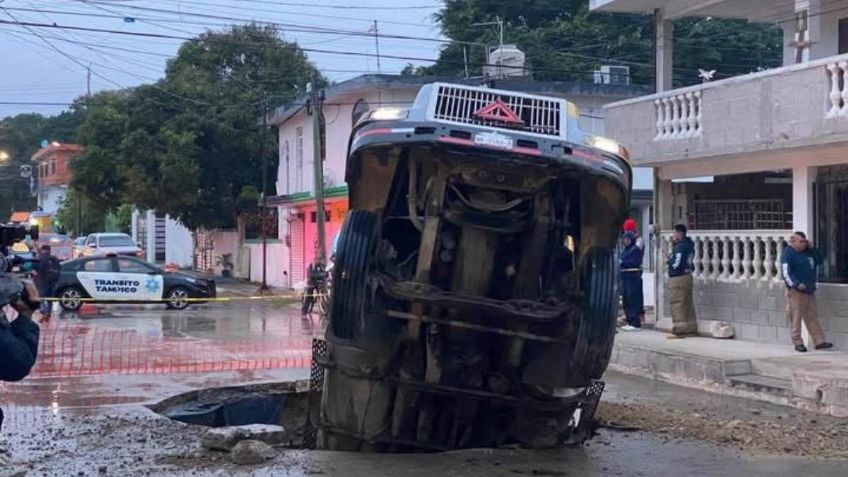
0,223,38,248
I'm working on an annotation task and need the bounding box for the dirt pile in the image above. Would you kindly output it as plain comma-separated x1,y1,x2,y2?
597,401,848,458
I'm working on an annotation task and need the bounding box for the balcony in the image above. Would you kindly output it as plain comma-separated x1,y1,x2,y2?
604,53,848,167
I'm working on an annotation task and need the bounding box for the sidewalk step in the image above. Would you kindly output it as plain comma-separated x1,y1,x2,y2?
750,358,794,380
728,374,792,396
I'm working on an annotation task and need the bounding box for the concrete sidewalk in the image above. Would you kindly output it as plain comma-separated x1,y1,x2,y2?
609,328,848,417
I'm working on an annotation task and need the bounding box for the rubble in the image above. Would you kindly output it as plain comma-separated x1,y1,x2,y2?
228,440,276,465
200,424,287,451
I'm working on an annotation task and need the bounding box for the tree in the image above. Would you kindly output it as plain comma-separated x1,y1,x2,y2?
0,104,89,217
423,0,782,88
53,187,108,236
72,24,322,232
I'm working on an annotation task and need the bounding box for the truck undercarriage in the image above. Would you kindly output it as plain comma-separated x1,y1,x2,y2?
311,84,631,452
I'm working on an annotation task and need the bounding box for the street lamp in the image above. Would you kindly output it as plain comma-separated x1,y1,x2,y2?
0,150,9,163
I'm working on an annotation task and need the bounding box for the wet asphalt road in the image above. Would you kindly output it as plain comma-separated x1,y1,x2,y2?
0,301,846,476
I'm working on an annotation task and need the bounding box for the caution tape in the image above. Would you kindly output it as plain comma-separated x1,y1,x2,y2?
41,293,330,304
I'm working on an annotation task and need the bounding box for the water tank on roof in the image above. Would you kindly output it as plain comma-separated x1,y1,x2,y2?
484,44,526,79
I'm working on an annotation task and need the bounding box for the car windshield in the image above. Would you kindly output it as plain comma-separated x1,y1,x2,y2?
99,236,135,247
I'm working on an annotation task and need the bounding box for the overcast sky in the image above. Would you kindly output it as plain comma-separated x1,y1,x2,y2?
0,0,445,117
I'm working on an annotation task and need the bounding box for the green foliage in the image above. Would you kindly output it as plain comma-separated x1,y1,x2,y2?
71,24,322,231
0,105,88,216
424,0,782,87
54,187,107,236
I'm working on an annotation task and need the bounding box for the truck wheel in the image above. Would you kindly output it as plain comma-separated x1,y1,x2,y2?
329,210,378,341
571,246,618,381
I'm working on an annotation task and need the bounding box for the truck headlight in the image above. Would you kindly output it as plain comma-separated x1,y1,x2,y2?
586,135,630,161
369,108,408,120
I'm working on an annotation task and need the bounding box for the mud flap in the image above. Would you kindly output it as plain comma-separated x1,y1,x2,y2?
562,379,605,445
303,338,327,450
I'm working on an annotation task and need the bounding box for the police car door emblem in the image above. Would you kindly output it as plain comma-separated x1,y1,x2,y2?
145,277,160,293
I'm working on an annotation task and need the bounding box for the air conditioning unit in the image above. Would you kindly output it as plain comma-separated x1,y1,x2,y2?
594,65,630,85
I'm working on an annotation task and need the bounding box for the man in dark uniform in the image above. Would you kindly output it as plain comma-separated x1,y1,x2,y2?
667,224,697,337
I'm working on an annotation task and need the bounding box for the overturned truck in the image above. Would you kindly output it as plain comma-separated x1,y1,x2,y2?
316,83,632,451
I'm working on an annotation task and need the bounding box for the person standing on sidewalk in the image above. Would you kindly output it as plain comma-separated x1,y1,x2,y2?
32,244,60,319
622,218,646,324
620,231,644,331
781,231,834,353
667,224,697,337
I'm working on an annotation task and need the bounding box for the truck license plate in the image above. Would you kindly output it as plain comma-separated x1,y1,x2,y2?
474,131,514,149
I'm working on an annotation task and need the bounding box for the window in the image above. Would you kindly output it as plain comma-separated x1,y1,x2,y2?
83,258,113,272
117,258,156,274
295,126,304,192
51,160,56,175
98,235,136,247
85,236,96,247
310,211,331,223
815,165,848,283
840,18,848,55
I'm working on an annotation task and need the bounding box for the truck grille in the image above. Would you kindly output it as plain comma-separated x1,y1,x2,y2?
432,85,562,137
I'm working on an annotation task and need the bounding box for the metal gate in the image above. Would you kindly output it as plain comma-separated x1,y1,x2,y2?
154,214,167,263
291,214,305,283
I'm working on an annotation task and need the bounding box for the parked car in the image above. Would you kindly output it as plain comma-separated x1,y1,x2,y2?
72,236,88,258
35,233,74,261
82,233,144,258
8,241,36,273
54,255,217,311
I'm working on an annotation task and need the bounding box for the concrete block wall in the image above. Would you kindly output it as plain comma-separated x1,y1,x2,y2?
662,279,848,347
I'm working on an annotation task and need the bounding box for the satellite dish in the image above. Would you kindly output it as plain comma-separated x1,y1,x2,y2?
40,140,49,148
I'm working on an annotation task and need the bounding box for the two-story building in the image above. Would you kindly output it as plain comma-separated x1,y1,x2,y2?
594,0,848,347
259,74,652,289
30,142,81,232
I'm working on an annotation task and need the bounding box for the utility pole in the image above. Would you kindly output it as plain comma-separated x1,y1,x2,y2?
81,65,90,236
257,95,271,294
307,80,327,267
372,20,381,73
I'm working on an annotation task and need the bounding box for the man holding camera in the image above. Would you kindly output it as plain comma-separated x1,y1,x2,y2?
0,275,40,475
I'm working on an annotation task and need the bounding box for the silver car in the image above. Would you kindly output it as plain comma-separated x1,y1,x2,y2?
82,233,145,258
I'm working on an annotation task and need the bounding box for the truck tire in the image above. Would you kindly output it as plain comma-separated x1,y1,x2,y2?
329,209,379,341
571,246,618,382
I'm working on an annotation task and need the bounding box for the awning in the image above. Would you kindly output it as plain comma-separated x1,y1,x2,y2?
9,211,29,223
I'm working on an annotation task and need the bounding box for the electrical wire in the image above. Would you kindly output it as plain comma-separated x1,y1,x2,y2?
0,18,663,81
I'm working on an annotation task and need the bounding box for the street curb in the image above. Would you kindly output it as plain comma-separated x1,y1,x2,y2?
608,341,848,417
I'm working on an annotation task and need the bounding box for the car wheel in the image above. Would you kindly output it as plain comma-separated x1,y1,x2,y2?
58,286,84,311
166,287,190,310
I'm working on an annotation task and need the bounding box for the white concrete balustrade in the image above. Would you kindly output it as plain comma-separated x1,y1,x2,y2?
659,230,789,283
653,91,702,140
826,60,848,117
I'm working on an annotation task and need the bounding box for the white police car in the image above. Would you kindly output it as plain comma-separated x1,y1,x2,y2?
54,255,216,311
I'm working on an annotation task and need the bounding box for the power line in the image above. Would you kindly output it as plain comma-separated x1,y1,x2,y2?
0,18,661,81
94,0,441,11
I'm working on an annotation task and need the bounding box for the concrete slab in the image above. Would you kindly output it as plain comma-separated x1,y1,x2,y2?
610,329,848,417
